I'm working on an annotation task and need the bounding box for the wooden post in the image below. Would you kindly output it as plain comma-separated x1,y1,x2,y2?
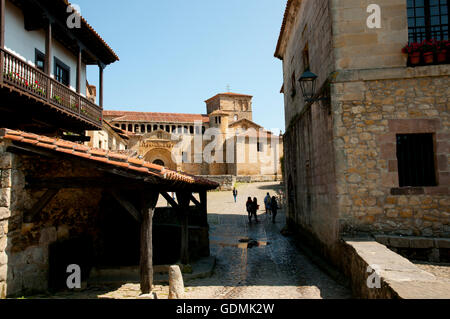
140,191,159,295
0,0,5,84
98,63,104,107
45,21,52,76
45,20,52,102
176,192,191,265
76,47,82,94
199,190,208,226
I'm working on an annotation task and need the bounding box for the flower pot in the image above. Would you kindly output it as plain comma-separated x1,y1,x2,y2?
423,52,434,64
437,50,447,63
410,52,421,65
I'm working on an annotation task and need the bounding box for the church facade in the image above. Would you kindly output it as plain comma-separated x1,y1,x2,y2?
103,93,283,179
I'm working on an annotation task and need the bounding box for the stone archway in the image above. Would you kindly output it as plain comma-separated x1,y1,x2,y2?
144,148,177,170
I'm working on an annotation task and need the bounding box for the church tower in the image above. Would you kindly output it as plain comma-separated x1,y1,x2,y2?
204,92,253,124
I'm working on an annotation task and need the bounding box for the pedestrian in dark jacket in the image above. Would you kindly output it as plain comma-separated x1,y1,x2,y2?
233,187,238,203
271,196,278,224
252,197,259,222
246,197,253,223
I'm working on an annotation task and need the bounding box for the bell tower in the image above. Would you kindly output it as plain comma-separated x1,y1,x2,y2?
204,92,253,123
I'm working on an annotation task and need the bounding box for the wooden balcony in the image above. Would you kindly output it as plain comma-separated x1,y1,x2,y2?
0,48,102,132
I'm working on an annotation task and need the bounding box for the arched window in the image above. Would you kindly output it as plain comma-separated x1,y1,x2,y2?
153,159,165,166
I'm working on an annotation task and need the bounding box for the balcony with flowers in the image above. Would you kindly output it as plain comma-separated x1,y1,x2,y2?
402,39,450,67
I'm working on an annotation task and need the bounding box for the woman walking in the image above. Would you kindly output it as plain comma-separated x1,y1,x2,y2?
271,196,279,224
252,197,259,222
246,197,253,223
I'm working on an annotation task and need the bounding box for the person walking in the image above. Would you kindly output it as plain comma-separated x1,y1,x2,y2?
252,197,259,222
264,193,271,215
233,187,238,203
271,196,279,224
246,197,253,223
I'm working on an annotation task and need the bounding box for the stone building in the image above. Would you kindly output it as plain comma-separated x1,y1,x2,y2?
104,92,283,181
85,120,129,151
0,0,218,298
275,0,449,268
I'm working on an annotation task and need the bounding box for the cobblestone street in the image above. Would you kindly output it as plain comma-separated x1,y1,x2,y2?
26,182,351,299
182,182,351,299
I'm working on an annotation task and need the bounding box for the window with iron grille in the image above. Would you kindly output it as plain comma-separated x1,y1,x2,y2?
407,0,449,43
396,133,437,187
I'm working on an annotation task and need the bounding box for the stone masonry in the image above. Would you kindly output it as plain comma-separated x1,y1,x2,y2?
0,146,11,299
333,66,450,238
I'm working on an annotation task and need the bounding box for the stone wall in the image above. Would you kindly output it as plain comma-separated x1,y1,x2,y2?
284,101,339,260
3,151,104,296
332,66,450,238
0,146,11,299
331,0,407,71
340,239,450,299
281,0,334,127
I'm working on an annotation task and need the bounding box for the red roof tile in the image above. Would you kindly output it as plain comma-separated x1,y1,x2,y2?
103,111,209,124
0,128,218,189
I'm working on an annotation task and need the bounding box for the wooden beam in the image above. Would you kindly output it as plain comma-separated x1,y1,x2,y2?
190,194,201,208
0,0,5,85
140,191,159,295
45,22,52,76
110,190,141,222
176,192,191,265
23,189,59,223
161,192,178,207
0,0,4,49
199,190,208,226
99,64,104,107
76,47,82,93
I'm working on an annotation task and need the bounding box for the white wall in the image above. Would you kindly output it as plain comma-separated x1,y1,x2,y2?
4,0,87,96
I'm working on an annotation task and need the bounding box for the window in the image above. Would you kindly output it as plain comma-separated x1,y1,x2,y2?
291,72,296,98
407,0,449,43
234,115,238,122
257,142,264,152
303,43,310,72
35,49,45,72
54,57,70,86
396,133,437,187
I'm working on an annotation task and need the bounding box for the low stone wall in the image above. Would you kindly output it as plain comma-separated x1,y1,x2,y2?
341,239,450,299
375,235,450,263
200,175,282,191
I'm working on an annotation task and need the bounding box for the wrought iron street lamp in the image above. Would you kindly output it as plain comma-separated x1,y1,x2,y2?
298,70,327,103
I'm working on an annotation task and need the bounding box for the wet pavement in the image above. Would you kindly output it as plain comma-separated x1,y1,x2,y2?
183,182,352,299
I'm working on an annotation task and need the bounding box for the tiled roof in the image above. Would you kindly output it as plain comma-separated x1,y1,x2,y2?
205,92,253,103
0,129,218,189
59,0,119,63
103,111,210,124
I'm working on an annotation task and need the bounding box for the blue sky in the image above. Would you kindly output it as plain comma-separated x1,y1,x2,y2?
79,0,286,132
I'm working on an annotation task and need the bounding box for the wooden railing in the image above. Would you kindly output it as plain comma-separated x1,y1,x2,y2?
0,48,102,128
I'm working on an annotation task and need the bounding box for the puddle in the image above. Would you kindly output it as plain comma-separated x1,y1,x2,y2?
211,239,270,249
